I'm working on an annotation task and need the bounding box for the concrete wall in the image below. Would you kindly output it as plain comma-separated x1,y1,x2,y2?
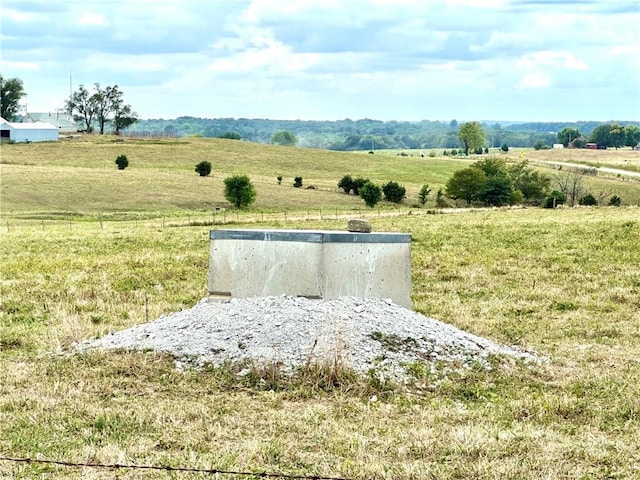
208,229,412,308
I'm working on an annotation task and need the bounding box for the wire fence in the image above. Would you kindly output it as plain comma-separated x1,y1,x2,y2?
1,206,447,233
0,455,362,480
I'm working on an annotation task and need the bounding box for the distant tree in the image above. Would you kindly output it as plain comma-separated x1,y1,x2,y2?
578,193,597,206
501,143,509,152
418,184,431,205
115,154,129,170
272,130,297,146
458,121,485,156
553,170,586,206
338,174,354,194
544,190,566,209
277,175,283,184
446,167,487,205
609,124,626,149
0,75,26,121
474,157,507,178
624,126,640,147
67,83,135,134
224,175,256,208
382,181,406,203
112,103,138,135
67,85,96,132
571,136,589,148
557,127,581,147
478,174,513,206
359,181,382,208
293,176,303,188
218,132,241,140
589,124,612,147
194,161,212,177
507,160,550,204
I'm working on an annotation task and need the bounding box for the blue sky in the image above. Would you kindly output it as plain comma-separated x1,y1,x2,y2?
2,0,639,121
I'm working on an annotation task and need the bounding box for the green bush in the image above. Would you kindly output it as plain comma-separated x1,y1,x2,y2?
608,195,622,206
578,193,597,206
382,181,406,203
194,161,212,177
501,143,509,152
359,181,382,208
293,176,303,188
115,154,129,170
338,174,354,194
351,177,369,196
544,190,567,209
277,176,283,185
223,175,256,208
217,132,241,140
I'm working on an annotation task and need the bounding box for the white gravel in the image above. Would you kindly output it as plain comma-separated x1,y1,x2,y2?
76,295,540,381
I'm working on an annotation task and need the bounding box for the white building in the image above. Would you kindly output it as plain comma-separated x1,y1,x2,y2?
0,117,58,143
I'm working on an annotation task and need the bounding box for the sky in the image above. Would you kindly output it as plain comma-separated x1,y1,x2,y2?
1,0,639,122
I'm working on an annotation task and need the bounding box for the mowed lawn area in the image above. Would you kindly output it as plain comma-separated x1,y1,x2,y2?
1,136,639,479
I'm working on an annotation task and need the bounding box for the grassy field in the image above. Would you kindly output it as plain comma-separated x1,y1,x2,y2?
1,137,640,479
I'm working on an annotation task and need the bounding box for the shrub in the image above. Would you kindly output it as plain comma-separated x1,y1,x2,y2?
544,190,567,209
474,147,484,155
338,174,354,194
382,181,406,203
578,193,597,206
359,181,382,208
351,177,369,196
194,161,212,177
223,175,256,208
277,176,282,185
451,149,458,156
443,150,449,156
428,151,436,158
608,195,622,206
501,143,509,152
217,132,241,140
435,188,449,208
418,184,431,205
484,147,489,154
115,154,129,170
293,176,303,188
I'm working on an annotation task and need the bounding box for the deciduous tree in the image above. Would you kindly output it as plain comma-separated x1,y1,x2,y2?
0,75,26,121
458,121,485,155
271,130,297,146
446,167,487,205
224,175,256,208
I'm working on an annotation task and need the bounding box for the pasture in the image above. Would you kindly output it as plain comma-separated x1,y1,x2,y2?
1,136,640,479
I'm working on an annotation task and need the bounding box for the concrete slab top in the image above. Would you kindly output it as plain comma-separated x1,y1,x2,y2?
210,229,411,244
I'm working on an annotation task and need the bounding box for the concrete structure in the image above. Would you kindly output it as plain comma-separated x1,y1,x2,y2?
552,143,564,149
0,116,58,143
208,229,412,308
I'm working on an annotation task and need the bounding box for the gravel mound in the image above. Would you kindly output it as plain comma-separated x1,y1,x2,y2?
76,296,540,381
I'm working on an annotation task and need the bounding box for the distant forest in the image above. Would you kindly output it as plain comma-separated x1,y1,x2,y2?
123,118,640,151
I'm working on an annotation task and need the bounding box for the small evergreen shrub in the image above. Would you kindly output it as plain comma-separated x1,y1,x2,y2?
474,147,484,155
578,193,597,206
351,177,369,196
382,181,406,203
451,149,458,156
277,176,283,185
359,181,382,208
293,176,303,188
501,143,509,152
338,174,354,194
608,195,622,206
194,161,212,177
115,154,129,170
544,190,567,208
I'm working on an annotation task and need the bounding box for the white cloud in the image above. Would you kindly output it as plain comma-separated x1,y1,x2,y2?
518,72,551,89
517,51,588,70
76,12,108,27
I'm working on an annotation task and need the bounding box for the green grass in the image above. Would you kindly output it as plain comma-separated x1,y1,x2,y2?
1,136,640,478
